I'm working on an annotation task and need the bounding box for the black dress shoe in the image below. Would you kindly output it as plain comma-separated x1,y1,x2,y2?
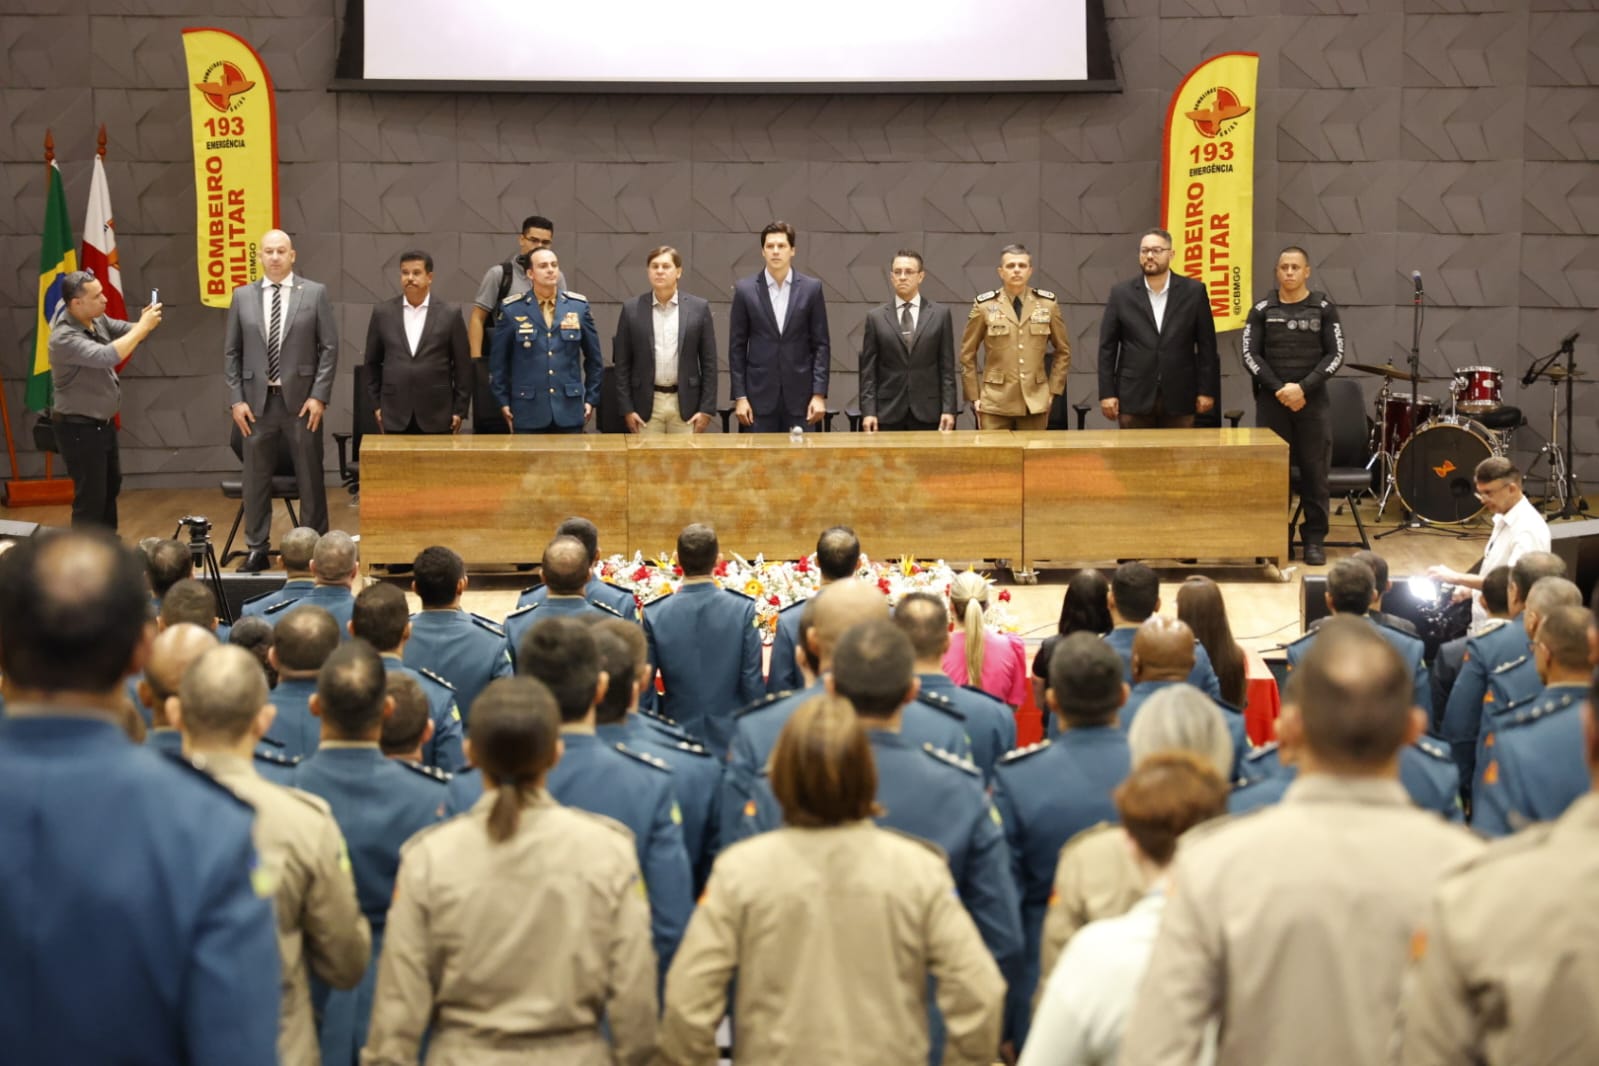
1303,543,1326,566
238,550,270,573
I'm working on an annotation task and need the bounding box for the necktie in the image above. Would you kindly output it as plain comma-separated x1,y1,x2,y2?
1012,295,1023,320
900,301,913,338
267,283,283,384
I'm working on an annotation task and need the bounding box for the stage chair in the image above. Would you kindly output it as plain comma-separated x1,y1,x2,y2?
470,359,509,436
219,423,300,565
1287,377,1373,556
331,365,381,496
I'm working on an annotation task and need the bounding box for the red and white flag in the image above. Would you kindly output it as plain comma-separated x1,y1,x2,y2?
81,153,131,369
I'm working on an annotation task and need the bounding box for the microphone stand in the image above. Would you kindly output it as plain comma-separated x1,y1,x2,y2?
1554,334,1586,520
1403,278,1424,529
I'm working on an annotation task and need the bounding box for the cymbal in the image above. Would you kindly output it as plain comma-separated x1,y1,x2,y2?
1543,366,1590,382
1347,362,1439,383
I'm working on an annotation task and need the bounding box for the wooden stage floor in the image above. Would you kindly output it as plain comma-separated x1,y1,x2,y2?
1,483,1536,659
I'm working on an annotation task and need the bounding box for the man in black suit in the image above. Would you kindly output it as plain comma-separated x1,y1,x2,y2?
859,250,956,432
362,251,471,435
1097,227,1220,429
728,221,830,433
613,246,717,434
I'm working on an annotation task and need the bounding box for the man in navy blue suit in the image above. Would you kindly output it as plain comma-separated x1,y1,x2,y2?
728,220,831,433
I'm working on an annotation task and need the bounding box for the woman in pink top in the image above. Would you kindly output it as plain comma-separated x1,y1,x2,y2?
941,571,1030,708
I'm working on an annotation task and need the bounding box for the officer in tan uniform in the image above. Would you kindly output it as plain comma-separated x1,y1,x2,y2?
1395,675,1599,1065
660,695,1004,1066
958,243,1070,430
362,677,657,1066
173,645,370,1066
1119,617,1482,1066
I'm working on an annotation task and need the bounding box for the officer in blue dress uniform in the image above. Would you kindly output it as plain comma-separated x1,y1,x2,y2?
1286,558,1431,713
643,523,764,757
258,605,339,760
270,530,362,638
991,632,1133,1048
1230,736,1462,820
722,584,968,844
500,620,693,976
1103,562,1222,701
1115,617,1249,778
732,624,1025,1064
766,526,862,694
1471,604,1594,836
403,545,513,727
238,525,321,618
1474,580,1584,782
350,584,465,773
290,640,449,1066
514,516,640,619
894,591,1013,784
0,530,280,1064
489,248,601,435
590,619,723,893
1429,565,1512,717
138,622,220,757
1441,552,1568,796
503,536,621,669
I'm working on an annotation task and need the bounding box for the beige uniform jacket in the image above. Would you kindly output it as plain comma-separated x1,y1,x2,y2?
658,820,1004,1066
199,751,370,1066
1036,822,1144,1007
958,287,1070,417
1395,791,1599,1065
360,788,656,1066
1119,775,1482,1066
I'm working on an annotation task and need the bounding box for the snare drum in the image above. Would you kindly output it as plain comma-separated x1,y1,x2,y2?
1380,395,1440,452
1453,366,1503,413
1395,420,1492,524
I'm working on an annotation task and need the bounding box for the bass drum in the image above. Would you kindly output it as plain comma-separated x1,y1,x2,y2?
1395,421,1492,524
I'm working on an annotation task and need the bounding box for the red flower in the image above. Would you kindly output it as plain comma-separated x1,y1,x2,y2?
768,595,780,607
673,565,684,577
876,577,892,594
632,566,650,582
998,589,1011,603
714,560,729,577
795,556,811,573
909,564,921,575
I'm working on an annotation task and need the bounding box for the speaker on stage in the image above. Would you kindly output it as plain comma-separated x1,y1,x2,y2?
1549,518,1599,607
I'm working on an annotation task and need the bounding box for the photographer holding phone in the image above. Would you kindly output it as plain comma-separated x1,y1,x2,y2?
47,270,163,532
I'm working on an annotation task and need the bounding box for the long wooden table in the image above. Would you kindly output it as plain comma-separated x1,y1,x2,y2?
358,429,1288,568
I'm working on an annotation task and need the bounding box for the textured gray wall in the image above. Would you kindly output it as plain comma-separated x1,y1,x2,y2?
2,0,1596,498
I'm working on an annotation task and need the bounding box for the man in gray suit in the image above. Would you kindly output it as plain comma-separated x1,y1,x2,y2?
613,245,717,434
224,229,338,573
859,250,957,432
361,250,471,435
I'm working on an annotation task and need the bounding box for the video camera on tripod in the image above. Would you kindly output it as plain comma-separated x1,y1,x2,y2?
172,514,233,626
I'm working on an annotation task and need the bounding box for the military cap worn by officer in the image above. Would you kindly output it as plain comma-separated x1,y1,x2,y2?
1394,672,1599,1066
178,645,370,1065
291,639,449,1064
363,676,658,1066
958,243,1070,431
659,696,1004,1066
239,526,321,617
349,583,466,772
1119,617,1481,1066
644,523,763,757
993,632,1133,1048
0,531,280,1064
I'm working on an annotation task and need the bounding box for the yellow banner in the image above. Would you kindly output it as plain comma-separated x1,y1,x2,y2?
181,28,279,308
1161,52,1258,333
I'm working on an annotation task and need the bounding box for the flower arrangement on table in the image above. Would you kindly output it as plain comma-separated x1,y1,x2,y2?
597,552,1017,643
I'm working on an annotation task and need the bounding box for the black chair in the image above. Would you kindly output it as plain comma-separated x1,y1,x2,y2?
331,364,381,497
1287,377,1373,555
471,359,509,436
219,423,300,564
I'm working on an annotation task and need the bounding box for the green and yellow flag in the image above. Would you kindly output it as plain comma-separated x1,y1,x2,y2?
28,160,77,411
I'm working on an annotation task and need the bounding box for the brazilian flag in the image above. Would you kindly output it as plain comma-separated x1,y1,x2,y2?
27,161,77,412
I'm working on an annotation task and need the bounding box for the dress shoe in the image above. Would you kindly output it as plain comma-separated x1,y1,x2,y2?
1303,543,1326,566
238,549,270,573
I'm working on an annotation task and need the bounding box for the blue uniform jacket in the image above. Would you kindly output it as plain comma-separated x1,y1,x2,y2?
1286,615,1432,716
919,673,1014,785
264,675,320,760
146,727,184,757
766,600,807,694
240,577,315,618
518,576,639,620
991,726,1131,1046
489,290,602,430
644,581,764,757
1229,740,1463,821
503,596,617,670
598,717,722,893
404,609,514,728
380,656,465,772
1471,683,1589,837
265,582,356,636
0,715,279,1064
1441,615,1524,786
254,741,301,784
1103,626,1221,700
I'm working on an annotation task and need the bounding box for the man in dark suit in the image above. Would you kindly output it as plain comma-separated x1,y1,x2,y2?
1097,227,1220,429
224,229,338,573
613,245,717,434
361,250,471,435
728,220,830,433
860,250,957,432
488,248,601,434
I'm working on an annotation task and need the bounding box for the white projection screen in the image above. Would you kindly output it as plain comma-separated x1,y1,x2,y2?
338,0,1116,92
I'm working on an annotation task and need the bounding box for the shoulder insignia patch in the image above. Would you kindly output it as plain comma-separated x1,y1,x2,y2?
1509,690,1579,728
1414,736,1451,761
915,691,967,720
241,589,278,606
398,760,452,784
505,603,538,620
639,707,681,727
501,292,525,305
734,692,791,718
1253,299,1268,312
1476,618,1509,635
1244,741,1280,763
615,743,672,772
1032,287,1056,300
1490,655,1528,675
672,740,714,758
998,740,1051,764
921,743,981,777
256,733,286,750
469,613,507,637
416,667,457,692
563,290,588,302
254,747,300,768
262,598,296,616
591,600,624,618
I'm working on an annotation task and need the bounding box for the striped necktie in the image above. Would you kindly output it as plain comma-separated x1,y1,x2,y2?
267,283,283,384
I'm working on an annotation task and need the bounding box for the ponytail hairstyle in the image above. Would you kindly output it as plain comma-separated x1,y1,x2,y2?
469,677,562,844
949,571,991,684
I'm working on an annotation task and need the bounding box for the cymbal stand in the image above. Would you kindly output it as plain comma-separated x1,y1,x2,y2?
1523,332,1583,518
1371,377,1401,517
1553,334,1586,519
1380,277,1429,531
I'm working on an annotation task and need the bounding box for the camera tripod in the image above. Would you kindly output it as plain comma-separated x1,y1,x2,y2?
173,514,234,625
